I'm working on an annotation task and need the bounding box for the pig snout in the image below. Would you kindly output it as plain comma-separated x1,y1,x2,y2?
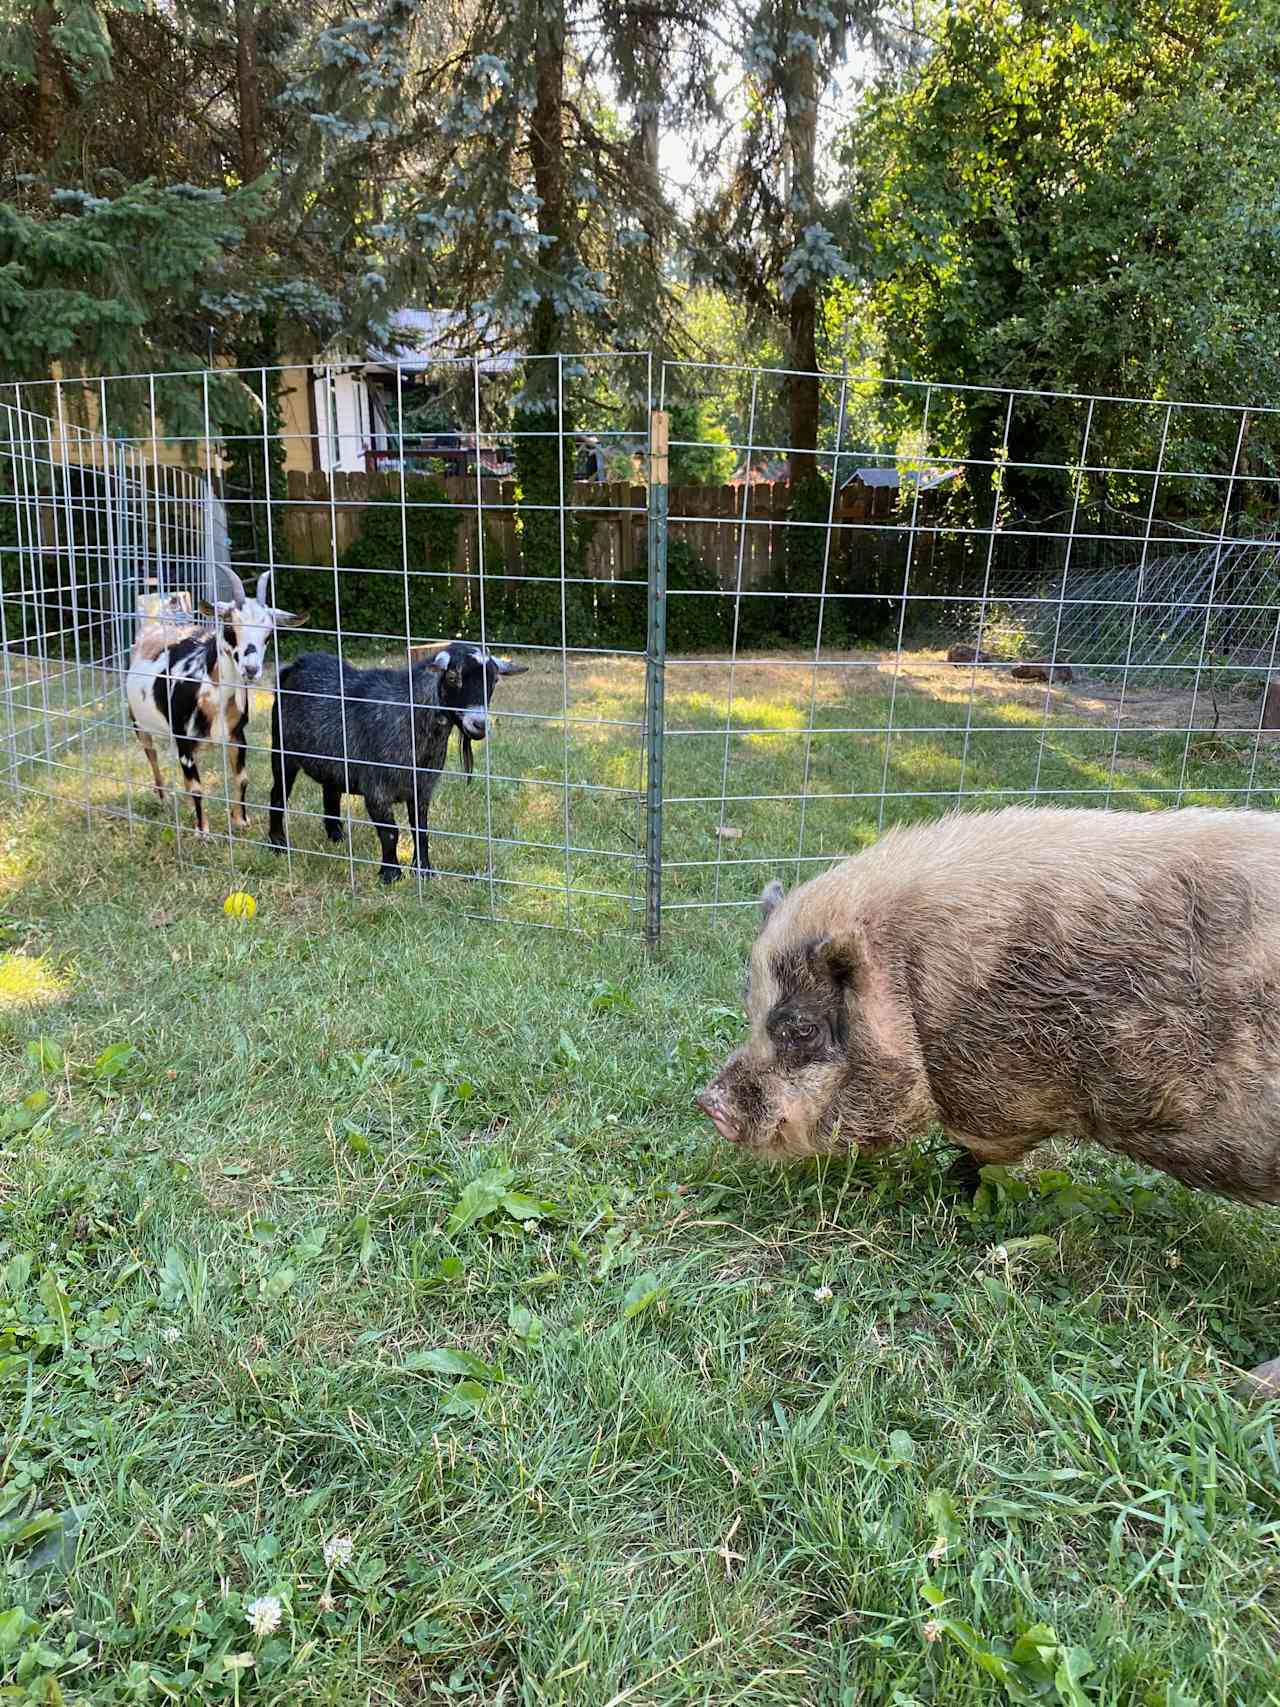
696,1086,741,1144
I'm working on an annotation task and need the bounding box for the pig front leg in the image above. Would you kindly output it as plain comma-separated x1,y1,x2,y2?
940,1134,1043,1194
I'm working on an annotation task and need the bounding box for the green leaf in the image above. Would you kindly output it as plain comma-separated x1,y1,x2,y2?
500,1192,558,1222
158,1247,189,1310
1011,1622,1061,1679
89,1041,138,1082
402,1348,496,1380
26,1037,63,1074
441,1378,489,1417
927,1487,961,1541
1000,1235,1056,1259
445,1168,515,1234
263,1266,296,1301
0,1609,38,1653
508,1305,543,1345
347,1213,374,1268
1054,1645,1096,1707
37,1270,72,1351
887,1429,915,1466
6,1507,83,1581
621,1272,665,1319
291,1226,327,1262
1,1254,32,1299
555,1030,581,1064
342,1120,370,1153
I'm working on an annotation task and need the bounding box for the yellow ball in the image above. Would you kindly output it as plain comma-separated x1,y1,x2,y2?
223,891,257,920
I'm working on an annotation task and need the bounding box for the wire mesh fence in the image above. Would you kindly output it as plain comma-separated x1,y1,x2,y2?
3,356,1280,949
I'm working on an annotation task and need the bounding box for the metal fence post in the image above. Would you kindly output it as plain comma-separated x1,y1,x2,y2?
643,409,669,955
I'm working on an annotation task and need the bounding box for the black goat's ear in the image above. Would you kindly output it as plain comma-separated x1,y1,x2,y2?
430,649,451,672
760,879,784,922
496,657,528,676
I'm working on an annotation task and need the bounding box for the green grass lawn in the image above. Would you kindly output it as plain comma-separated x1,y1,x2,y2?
2,648,1280,1704
7,641,1280,934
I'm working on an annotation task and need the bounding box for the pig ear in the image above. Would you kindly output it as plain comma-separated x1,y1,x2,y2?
811,935,862,988
760,879,784,922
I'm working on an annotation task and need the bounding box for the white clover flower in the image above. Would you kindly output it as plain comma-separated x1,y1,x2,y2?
245,1595,283,1637
323,1535,354,1570
928,1535,948,1562
813,1285,834,1303
923,1617,943,1643
988,1245,1009,1265
163,1326,181,1344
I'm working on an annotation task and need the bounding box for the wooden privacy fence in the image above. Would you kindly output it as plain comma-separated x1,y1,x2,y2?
275,473,810,591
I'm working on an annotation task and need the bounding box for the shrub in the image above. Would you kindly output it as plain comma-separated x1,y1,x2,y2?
668,401,737,486
665,539,733,654
282,477,463,651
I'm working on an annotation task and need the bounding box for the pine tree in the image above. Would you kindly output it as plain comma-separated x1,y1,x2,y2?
695,0,883,476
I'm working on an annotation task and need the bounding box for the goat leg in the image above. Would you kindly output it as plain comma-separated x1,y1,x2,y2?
322,782,344,844
134,726,166,803
411,782,436,877
268,747,297,851
228,711,249,831
367,796,402,883
175,738,207,836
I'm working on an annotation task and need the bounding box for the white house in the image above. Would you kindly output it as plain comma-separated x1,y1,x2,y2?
301,310,521,476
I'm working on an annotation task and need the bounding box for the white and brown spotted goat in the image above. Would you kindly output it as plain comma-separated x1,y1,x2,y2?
125,571,307,836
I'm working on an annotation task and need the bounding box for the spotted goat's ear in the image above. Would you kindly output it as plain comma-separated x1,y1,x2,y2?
760,879,784,923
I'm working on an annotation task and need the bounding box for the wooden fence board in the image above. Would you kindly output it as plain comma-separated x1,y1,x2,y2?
272,471,962,604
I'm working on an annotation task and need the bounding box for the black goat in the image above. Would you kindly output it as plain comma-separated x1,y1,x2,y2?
268,642,527,882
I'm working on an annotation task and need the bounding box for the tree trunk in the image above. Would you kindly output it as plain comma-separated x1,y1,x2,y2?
785,17,820,486
31,3,71,185
632,12,663,269
515,0,574,601
528,0,568,366
235,0,267,184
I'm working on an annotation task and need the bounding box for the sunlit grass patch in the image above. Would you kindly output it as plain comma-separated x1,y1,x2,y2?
0,950,66,1006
